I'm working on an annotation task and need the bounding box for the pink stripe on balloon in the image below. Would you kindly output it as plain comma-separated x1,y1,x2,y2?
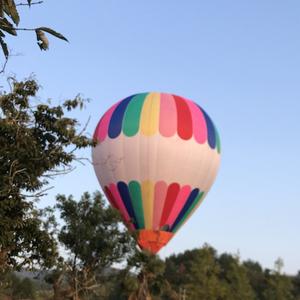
186,99,207,144
94,102,120,142
159,94,177,137
152,181,168,230
108,183,135,230
165,185,191,228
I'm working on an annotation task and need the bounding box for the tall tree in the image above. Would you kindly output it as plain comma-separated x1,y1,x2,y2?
45,191,135,300
262,259,294,300
292,271,300,300
0,272,37,299
218,253,255,300
164,245,227,300
127,250,166,300
243,260,267,300
0,79,93,275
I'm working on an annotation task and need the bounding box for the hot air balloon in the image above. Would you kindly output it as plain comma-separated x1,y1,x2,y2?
92,92,221,254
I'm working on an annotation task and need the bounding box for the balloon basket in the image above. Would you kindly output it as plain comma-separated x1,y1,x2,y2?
137,229,174,254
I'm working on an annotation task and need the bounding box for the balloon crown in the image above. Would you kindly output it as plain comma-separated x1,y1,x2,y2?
94,92,221,153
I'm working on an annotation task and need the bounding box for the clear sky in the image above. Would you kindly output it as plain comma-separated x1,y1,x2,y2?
4,0,300,274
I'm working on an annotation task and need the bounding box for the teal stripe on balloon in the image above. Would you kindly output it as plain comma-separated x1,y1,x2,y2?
128,181,145,229
215,127,221,154
122,93,148,137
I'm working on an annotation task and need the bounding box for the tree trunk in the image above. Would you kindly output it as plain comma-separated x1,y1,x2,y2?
129,272,152,300
53,281,61,300
0,249,8,273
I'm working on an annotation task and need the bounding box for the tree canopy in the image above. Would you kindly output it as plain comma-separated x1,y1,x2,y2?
44,191,136,300
0,78,93,274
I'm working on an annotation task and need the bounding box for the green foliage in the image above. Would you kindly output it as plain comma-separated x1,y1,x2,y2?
165,247,252,300
262,268,294,300
218,253,255,300
45,191,135,299
127,250,166,299
0,0,68,59
244,260,267,299
292,271,300,300
165,245,226,300
163,246,299,300
0,272,37,299
57,192,134,269
0,245,299,300
106,269,139,300
13,277,37,299
0,79,93,273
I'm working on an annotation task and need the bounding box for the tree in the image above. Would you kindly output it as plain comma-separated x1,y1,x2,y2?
262,259,294,300
127,250,166,300
243,260,267,300
218,253,255,300
45,191,135,300
0,272,37,299
0,79,93,275
164,245,226,300
13,276,37,299
0,0,68,70
292,271,300,300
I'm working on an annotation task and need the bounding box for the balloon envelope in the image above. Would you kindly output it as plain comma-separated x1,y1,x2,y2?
92,92,221,254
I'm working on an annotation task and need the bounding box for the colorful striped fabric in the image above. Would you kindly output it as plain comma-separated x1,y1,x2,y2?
94,92,221,152
104,181,205,233
92,92,221,254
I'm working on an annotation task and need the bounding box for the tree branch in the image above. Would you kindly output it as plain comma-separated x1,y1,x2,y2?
21,186,54,198
42,166,76,178
0,57,8,74
16,1,43,6
9,27,36,31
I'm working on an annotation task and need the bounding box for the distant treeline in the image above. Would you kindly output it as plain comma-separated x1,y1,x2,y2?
1,244,299,300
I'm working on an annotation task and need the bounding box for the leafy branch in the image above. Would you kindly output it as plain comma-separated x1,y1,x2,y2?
0,0,68,68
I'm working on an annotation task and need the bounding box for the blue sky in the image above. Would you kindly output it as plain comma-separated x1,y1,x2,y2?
3,0,300,274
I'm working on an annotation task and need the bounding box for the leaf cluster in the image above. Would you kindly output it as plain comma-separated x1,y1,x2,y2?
0,0,68,59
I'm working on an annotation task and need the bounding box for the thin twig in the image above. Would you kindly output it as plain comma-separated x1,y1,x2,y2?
21,186,54,198
78,116,91,137
11,27,36,31
69,116,91,154
43,166,76,177
0,57,8,74
16,1,43,6
75,157,93,165
0,52,23,76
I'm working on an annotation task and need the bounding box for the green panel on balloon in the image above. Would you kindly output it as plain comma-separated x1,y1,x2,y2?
123,93,148,137
216,129,221,154
128,181,145,229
